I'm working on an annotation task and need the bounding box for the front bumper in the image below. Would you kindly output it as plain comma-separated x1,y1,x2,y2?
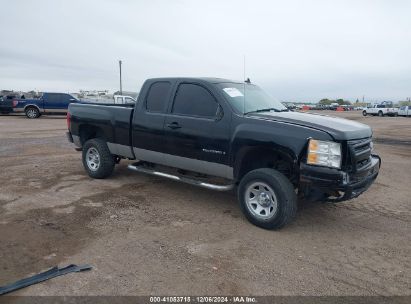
300,154,381,202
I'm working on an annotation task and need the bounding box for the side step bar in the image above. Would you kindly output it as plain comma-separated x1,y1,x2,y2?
127,164,234,191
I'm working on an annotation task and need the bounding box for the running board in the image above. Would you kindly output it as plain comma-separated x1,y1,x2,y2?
127,164,234,191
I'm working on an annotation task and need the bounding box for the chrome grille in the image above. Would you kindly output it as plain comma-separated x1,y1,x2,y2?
347,138,372,172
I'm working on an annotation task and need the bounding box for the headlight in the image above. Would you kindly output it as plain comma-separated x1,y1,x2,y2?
307,139,341,169
370,141,374,152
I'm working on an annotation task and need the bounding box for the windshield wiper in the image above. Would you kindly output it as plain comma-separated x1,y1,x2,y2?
244,108,287,115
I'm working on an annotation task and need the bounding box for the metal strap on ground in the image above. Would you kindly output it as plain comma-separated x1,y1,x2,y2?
0,264,92,295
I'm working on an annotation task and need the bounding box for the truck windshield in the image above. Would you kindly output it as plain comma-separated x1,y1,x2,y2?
217,82,287,114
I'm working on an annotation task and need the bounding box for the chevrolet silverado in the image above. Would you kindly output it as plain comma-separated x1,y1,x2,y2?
67,77,381,229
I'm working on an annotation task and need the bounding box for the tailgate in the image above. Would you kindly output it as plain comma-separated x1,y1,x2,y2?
0,99,14,110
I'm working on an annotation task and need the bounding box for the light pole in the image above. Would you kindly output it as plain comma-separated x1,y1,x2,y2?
119,60,123,95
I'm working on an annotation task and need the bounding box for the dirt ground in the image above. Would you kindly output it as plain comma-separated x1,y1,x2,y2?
0,111,410,296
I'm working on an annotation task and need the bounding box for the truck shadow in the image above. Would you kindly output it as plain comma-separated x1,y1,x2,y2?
115,163,331,228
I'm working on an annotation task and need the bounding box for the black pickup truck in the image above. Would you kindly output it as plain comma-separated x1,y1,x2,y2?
67,77,381,229
0,95,18,114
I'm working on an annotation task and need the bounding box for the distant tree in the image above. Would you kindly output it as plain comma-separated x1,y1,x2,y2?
319,98,333,105
398,101,411,106
335,98,351,105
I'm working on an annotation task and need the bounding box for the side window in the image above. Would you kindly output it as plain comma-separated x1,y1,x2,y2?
62,94,71,102
46,94,59,103
146,82,172,113
172,83,218,118
56,94,64,103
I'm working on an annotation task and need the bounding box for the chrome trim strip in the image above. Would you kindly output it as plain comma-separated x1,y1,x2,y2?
107,142,135,159
132,147,233,179
128,164,234,191
44,109,67,113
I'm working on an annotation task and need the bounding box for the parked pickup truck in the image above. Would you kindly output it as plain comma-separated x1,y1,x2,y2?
14,92,79,118
398,105,411,117
0,95,18,114
67,77,381,229
362,104,398,117
113,95,137,105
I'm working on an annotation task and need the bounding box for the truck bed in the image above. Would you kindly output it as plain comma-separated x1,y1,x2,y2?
0,99,14,113
69,103,134,156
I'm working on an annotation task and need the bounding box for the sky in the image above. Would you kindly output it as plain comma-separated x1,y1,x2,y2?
0,0,410,102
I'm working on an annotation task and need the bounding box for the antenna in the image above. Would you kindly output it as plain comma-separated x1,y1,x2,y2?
243,55,246,115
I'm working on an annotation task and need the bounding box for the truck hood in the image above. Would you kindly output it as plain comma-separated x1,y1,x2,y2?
248,111,372,140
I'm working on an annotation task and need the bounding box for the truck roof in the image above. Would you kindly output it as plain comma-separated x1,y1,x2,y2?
146,77,243,84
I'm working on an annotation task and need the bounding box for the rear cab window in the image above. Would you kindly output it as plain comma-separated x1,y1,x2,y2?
46,93,60,103
146,82,172,113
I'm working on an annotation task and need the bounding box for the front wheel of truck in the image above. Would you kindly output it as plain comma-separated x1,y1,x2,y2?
238,168,297,230
82,138,115,179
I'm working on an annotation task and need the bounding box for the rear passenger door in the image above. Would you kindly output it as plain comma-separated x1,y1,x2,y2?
162,82,232,179
132,81,174,163
44,93,70,112
43,93,59,112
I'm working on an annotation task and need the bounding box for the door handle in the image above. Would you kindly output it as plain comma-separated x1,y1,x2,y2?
167,122,181,129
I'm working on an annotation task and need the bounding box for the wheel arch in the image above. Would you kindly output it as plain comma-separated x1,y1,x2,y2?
78,124,107,146
24,104,41,112
233,145,299,185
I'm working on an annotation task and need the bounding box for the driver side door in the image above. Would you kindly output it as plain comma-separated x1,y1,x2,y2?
163,82,232,179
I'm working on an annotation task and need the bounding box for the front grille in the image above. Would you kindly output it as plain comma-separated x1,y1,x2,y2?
347,137,372,172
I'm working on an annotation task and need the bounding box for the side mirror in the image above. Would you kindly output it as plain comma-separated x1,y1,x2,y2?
69,98,77,102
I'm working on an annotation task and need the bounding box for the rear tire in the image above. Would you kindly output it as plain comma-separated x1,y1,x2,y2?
25,107,40,118
82,138,115,179
378,111,384,117
238,168,297,230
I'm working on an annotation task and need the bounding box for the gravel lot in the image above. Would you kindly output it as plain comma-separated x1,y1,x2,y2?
0,111,410,296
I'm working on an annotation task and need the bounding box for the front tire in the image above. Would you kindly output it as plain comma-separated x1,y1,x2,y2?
25,107,40,118
362,110,367,116
82,138,115,179
238,168,297,230
378,111,384,117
